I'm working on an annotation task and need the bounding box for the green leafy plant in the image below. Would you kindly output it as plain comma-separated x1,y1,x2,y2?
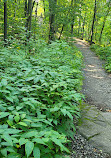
90,44,111,72
0,40,83,157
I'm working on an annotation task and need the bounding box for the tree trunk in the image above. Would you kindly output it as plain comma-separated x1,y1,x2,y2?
58,24,65,40
90,0,97,44
99,1,110,43
71,0,74,34
25,0,27,17
58,0,74,40
82,13,86,39
78,17,81,35
71,0,77,34
25,0,32,41
71,17,74,34
49,0,57,43
28,0,32,39
43,0,45,14
4,0,7,46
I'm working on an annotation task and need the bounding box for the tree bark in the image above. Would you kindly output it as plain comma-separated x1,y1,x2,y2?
58,24,65,40
4,0,7,46
82,13,86,39
43,0,45,14
90,0,97,44
28,0,32,39
25,0,27,17
71,0,77,34
71,0,74,34
25,0,32,41
48,0,57,43
99,1,111,43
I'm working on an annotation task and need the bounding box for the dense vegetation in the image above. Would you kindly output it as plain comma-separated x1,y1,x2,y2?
0,40,83,157
0,0,111,157
91,44,111,72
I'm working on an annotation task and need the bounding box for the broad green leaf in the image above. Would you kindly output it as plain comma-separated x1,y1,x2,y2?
19,138,28,146
32,138,46,145
2,134,13,146
0,105,6,112
66,111,73,120
8,106,14,111
51,138,63,148
61,109,67,116
51,138,70,153
25,77,34,81
7,153,21,158
33,146,40,158
22,131,38,138
5,129,22,134
25,141,34,158
14,115,20,123
7,120,13,126
0,90,10,93
18,122,27,127
6,96,13,103
50,107,59,112
8,115,14,121
1,79,7,86
1,148,7,157
6,147,16,153
43,120,52,126
0,112,10,118
31,123,42,127
21,113,26,119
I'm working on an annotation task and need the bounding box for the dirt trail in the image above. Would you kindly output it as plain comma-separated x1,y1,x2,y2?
73,38,111,156
74,38,111,111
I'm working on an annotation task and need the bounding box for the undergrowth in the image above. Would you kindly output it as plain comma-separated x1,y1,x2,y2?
0,40,83,158
90,44,111,72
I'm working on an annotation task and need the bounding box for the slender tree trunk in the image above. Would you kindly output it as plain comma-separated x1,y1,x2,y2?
25,0,27,17
82,13,86,39
58,24,65,40
43,0,45,14
35,2,38,18
71,17,74,34
90,0,97,44
25,0,32,41
58,0,75,40
28,0,32,40
99,1,110,43
14,0,17,17
78,17,80,35
49,0,57,43
4,0,7,46
71,0,74,34
34,2,38,39
71,0,77,34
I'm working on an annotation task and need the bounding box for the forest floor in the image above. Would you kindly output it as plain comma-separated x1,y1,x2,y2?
70,38,111,158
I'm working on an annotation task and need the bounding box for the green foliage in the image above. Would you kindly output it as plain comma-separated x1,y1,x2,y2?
90,44,111,72
0,40,83,157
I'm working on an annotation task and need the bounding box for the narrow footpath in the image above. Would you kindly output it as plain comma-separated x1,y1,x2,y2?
72,38,111,157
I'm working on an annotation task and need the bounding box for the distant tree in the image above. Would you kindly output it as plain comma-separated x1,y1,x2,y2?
25,0,32,40
90,0,97,44
99,0,111,43
4,0,7,46
48,0,57,43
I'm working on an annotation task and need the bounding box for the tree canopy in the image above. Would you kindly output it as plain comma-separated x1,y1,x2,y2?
0,0,110,45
